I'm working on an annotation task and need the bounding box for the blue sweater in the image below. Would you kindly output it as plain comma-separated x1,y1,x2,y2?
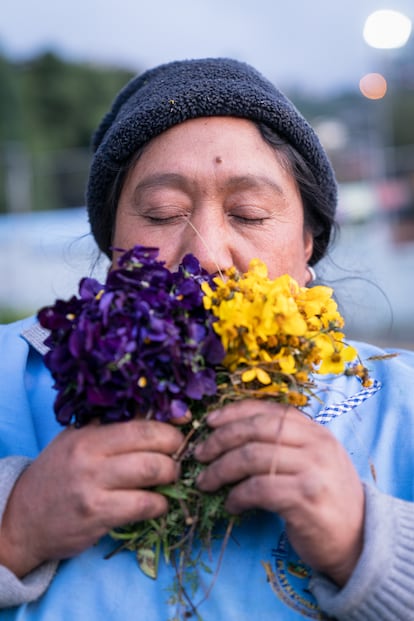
1,317,414,620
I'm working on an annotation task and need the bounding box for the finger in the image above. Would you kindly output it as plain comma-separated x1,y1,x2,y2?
66,418,184,457
101,452,180,489
100,490,171,530
224,474,299,515
197,443,300,491
195,411,314,462
206,399,304,428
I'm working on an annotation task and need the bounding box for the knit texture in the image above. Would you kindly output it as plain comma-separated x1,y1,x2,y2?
310,483,414,620
0,457,58,607
86,57,337,257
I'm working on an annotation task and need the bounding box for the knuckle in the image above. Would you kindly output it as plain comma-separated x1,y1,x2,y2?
298,470,325,501
135,420,182,450
140,456,162,484
74,488,104,519
239,442,260,467
204,428,229,454
244,415,262,436
66,437,95,475
140,455,178,486
133,420,158,442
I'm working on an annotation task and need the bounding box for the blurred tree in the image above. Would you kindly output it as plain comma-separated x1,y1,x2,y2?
0,50,25,212
0,52,22,140
393,92,414,146
20,51,135,149
0,50,135,213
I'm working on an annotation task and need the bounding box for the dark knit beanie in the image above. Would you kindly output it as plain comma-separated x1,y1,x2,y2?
87,57,337,259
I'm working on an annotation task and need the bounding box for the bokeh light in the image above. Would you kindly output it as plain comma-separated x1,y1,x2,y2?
359,72,387,99
313,118,349,150
363,9,412,49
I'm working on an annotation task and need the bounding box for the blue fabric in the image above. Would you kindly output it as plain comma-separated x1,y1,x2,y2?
1,317,414,620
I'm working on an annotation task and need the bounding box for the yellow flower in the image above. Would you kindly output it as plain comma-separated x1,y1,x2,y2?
241,367,272,385
295,370,310,383
202,258,370,406
246,257,269,279
276,349,297,374
318,344,358,375
287,391,309,407
297,285,334,317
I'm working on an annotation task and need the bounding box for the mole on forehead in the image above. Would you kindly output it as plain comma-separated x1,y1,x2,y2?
214,156,223,164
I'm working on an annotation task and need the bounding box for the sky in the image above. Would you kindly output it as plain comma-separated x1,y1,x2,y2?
1,0,413,94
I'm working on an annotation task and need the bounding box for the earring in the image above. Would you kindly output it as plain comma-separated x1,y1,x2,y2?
307,265,316,284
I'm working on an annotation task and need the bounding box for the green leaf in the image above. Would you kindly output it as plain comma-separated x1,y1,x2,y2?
137,546,158,579
155,484,189,500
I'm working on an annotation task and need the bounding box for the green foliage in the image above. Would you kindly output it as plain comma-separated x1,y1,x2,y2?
18,51,135,150
0,50,136,149
0,306,31,324
0,49,136,213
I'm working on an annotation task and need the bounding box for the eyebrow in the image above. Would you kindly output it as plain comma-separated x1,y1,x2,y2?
224,175,286,196
132,173,190,202
131,172,286,201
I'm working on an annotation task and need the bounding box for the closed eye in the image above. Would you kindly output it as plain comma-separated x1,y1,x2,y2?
145,214,185,225
141,205,190,225
227,198,272,225
229,206,271,225
231,214,268,225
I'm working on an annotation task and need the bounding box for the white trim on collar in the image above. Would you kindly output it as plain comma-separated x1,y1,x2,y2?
21,323,50,355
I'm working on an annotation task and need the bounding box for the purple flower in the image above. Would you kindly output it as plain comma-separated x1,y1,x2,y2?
38,246,224,427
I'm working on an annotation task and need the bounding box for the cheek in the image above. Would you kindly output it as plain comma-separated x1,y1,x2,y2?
260,232,311,284
111,213,182,270
112,209,131,248
112,206,150,250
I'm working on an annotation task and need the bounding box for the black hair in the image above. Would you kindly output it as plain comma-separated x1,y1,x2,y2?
257,123,337,265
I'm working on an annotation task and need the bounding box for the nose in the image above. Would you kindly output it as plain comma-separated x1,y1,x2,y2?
182,214,233,275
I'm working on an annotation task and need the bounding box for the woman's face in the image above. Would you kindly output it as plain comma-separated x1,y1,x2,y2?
113,117,313,284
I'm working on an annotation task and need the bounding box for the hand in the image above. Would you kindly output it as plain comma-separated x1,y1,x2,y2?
0,417,184,578
194,400,365,586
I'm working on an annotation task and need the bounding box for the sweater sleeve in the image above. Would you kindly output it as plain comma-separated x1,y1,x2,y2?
0,456,58,608
310,483,414,620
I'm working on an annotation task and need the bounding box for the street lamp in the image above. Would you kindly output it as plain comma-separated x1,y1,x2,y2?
363,9,412,49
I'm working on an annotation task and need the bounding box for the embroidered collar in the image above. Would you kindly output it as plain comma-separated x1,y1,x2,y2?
314,378,382,424
21,322,50,356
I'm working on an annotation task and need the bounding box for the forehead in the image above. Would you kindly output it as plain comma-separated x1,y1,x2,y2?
126,116,294,184
141,116,264,151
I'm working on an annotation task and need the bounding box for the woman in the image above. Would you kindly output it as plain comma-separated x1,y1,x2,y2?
1,57,414,620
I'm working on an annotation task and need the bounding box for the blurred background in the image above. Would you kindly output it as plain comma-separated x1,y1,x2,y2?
0,0,413,348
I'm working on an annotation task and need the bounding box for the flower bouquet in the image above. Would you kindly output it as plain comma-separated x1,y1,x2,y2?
38,245,372,617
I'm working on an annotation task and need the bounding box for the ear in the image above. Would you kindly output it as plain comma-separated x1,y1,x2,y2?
304,228,314,263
